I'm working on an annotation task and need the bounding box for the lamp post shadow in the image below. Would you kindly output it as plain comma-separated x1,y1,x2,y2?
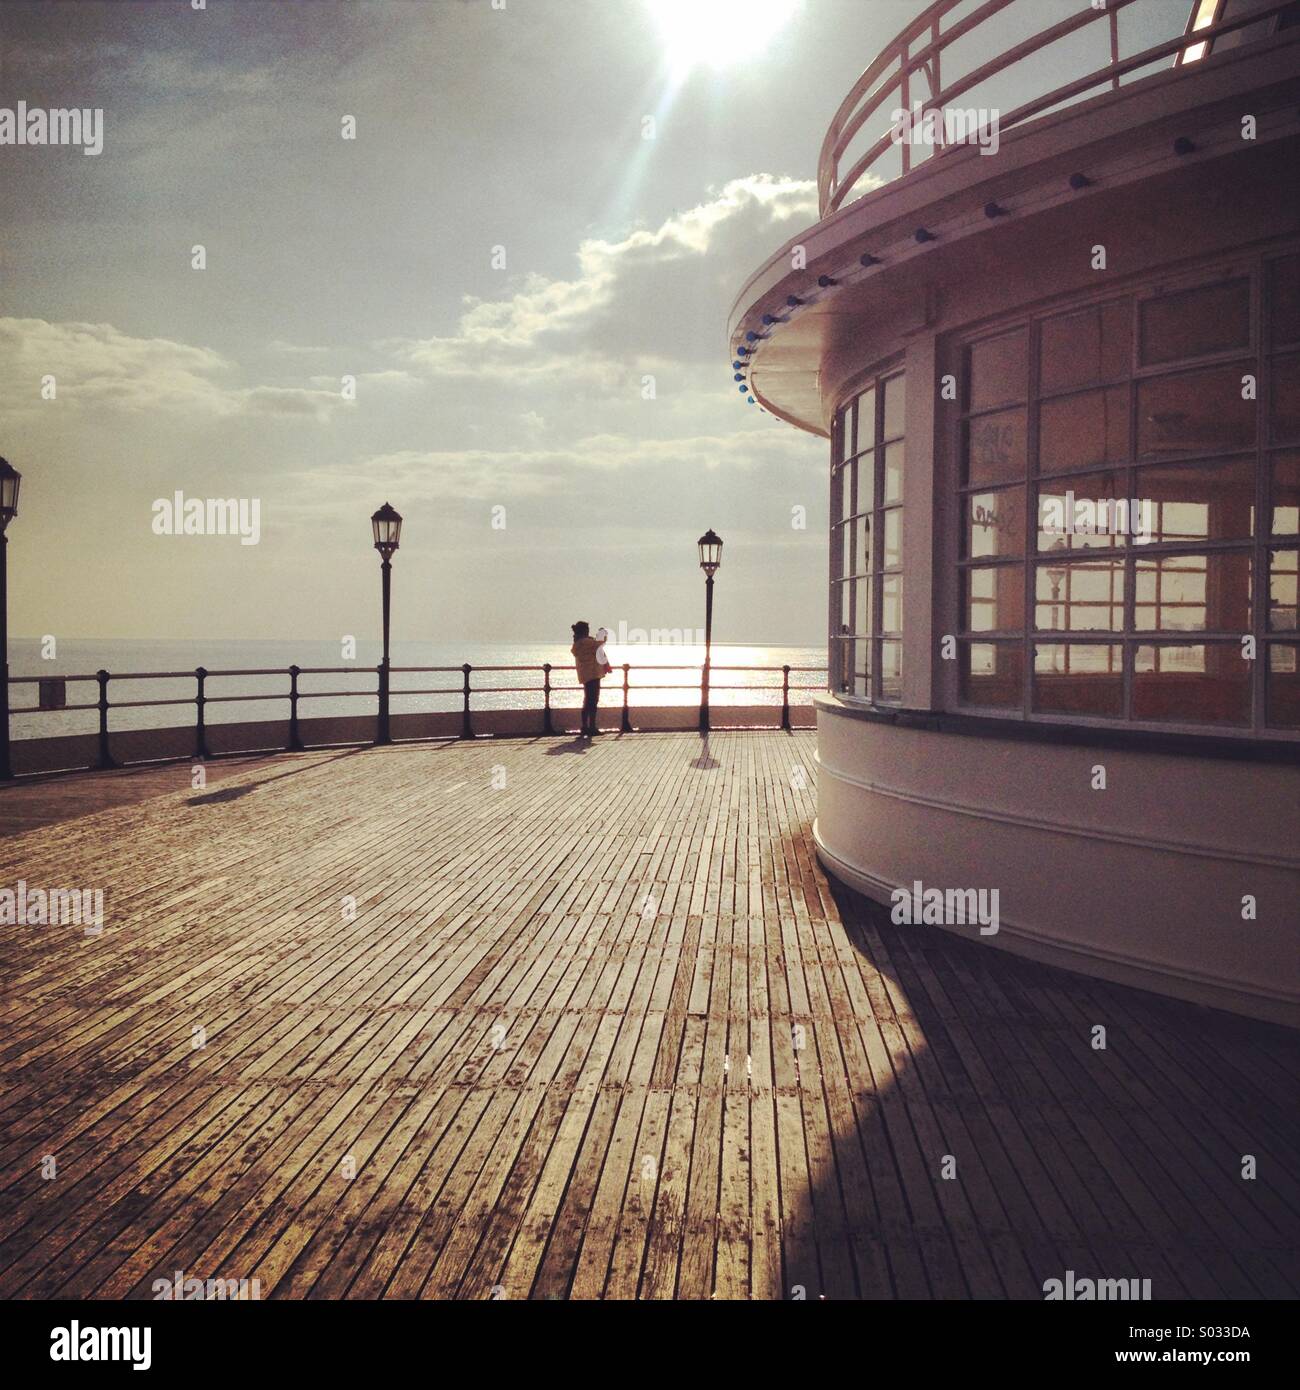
692,734,719,770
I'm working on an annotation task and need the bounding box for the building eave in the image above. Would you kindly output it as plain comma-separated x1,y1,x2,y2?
728,28,1300,437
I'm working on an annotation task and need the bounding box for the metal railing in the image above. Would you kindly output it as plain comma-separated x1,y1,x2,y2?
818,0,1297,216
5,661,828,769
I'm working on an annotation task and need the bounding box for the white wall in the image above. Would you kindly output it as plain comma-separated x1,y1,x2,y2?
815,699,1300,1025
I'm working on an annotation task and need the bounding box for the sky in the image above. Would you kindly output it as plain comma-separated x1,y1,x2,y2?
0,0,1197,647
0,0,872,646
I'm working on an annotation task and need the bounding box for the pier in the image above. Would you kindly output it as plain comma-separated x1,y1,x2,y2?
0,731,1295,1299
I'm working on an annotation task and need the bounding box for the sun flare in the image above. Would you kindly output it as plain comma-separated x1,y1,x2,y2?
646,0,801,77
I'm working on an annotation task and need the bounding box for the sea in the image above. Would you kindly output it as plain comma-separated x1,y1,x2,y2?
8,638,828,740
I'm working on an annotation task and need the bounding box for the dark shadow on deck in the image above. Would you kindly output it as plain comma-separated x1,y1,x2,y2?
544,737,591,756
184,747,368,805
691,735,719,771
779,869,1300,1300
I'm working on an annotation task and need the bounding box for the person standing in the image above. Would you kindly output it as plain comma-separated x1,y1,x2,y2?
570,621,610,739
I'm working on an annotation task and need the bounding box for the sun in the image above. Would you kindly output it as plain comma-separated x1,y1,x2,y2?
646,0,801,78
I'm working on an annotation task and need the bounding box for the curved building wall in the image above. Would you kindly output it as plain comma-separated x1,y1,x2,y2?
732,47,1300,1024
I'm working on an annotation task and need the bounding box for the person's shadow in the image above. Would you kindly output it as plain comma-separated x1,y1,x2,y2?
545,737,589,756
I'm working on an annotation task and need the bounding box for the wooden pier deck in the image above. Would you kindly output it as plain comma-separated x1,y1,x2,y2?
0,731,1296,1300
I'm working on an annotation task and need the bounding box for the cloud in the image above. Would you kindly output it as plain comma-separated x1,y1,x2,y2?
242,386,342,420
388,174,818,386
282,426,823,519
125,50,277,99
306,370,419,390
0,318,349,421
0,317,235,415
267,339,331,357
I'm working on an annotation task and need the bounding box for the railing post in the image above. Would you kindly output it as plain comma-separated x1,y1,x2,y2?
195,667,211,760
621,664,632,733
931,15,941,105
288,665,303,751
1109,5,1120,89
376,661,390,745
781,664,792,731
96,669,115,769
900,61,910,174
460,663,473,739
542,663,554,736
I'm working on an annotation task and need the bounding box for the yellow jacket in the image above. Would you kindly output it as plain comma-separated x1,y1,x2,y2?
571,637,610,684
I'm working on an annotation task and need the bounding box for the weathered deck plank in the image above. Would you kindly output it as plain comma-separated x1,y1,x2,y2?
0,731,1295,1299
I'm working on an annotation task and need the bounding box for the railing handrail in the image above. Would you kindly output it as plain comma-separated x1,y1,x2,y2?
818,0,1294,216
6,660,829,726
8,660,828,683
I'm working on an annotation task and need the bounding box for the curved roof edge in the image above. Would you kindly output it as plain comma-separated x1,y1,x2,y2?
729,29,1300,437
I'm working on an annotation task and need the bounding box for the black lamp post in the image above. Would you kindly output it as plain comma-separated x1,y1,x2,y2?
371,502,402,744
0,458,20,781
697,528,723,734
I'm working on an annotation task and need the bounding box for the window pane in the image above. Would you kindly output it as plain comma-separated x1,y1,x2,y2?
1272,353,1300,444
1137,363,1256,458
1037,471,1127,551
1270,255,1300,346
960,641,1023,708
834,639,853,695
882,508,901,568
1269,547,1298,631
857,513,873,575
1038,386,1128,473
855,577,871,637
855,388,875,453
968,329,1027,411
856,449,875,513
1034,558,1124,632
883,441,904,503
836,580,852,636
1273,452,1300,535
1134,551,1251,632
1040,300,1130,394
1137,457,1254,542
839,520,852,578
1268,642,1300,728
854,638,871,698
838,460,855,524
878,641,902,699
967,486,1025,559
1139,279,1250,365
882,376,904,440
839,405,856,464
881,575,902,633
1133,642,1250,724
966,408,1027,485
966,564,1025,633
836,639,870,697
1033,644,1124,716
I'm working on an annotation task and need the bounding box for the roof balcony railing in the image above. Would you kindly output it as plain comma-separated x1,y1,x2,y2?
818,0,1297,217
